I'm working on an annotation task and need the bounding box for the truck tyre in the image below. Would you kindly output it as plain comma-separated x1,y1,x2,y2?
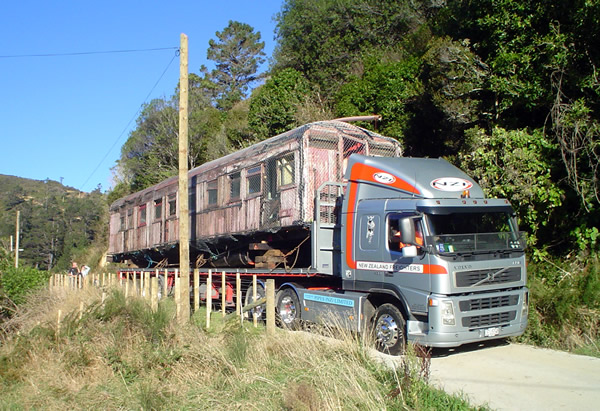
244,282,266,322
277,288,301,330
373,303,406,355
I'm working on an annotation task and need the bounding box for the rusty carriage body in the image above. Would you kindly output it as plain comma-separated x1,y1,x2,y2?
108,120,402,271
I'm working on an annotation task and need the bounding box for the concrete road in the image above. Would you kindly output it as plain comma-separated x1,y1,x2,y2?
428,341,600,410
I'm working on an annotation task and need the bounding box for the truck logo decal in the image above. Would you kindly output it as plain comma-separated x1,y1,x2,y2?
356,261,447,274
373,172,396,185
431,177,473,192
304,293,355,308
357,261,423,273
366,215,375,243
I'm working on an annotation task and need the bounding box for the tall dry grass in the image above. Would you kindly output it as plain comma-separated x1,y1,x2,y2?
0,286,479,410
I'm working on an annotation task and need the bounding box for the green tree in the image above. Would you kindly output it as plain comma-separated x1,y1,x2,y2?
459,127,563,249
435,0,600,209
248,68,312,139
273,0,435,100
203,20,266,111
335,56,423,141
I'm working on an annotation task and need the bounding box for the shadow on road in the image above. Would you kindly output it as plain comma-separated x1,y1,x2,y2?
426,337,511,358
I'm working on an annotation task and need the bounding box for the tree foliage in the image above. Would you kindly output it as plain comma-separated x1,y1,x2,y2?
273,0,433,100
459,127,563,248
203,20,266,111
248,68,312,139
336,56,423,140
0,176,106,271
110,1,599,258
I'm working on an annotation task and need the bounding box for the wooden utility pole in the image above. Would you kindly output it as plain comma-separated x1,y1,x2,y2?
178,33,190,322
15,210,20,268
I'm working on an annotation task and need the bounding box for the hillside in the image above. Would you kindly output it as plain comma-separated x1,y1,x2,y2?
0,174,107,271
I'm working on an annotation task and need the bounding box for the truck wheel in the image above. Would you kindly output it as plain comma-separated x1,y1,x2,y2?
277,288,301,330
373,303,406,355
244,282,266,321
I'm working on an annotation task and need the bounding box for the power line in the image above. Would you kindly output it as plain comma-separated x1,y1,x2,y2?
0,46,179,59
78,49,180,192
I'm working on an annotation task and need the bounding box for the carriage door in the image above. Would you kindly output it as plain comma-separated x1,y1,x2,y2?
261,157,280,227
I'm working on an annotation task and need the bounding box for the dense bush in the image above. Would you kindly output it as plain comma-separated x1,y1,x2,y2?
519,257,600,355
0,265,51,307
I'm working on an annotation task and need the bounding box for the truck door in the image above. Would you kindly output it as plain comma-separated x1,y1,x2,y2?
352,205,385,288
384,213,431,303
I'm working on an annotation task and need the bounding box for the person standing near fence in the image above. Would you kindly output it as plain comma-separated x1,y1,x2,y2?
68,262,79,288
80,264,90,277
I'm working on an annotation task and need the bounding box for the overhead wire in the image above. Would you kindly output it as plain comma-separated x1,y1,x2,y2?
78,48,180,192
0,46,178,59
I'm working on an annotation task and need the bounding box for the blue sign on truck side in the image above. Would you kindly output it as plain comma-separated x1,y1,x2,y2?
304,293,355,308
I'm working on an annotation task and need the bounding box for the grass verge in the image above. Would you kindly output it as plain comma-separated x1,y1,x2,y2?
0,287,485,410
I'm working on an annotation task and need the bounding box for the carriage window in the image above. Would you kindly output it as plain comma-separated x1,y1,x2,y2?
138,204,147,227
229,172,241,201
168,194,177,217
120,214,126,231
277,153,295,187
127,209,133,229
247,166,261,195
154,198,162,219
207,180,218,206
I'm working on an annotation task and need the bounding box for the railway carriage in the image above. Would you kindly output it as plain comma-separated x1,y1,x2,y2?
108,120,402,268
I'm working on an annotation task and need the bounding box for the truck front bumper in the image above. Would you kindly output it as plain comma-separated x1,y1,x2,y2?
407,288,528,348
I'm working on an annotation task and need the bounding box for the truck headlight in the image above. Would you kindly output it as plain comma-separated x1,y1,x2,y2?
522,291,529,319
441,301,456,326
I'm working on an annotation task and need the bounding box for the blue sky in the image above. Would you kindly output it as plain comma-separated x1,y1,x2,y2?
0,0,282,192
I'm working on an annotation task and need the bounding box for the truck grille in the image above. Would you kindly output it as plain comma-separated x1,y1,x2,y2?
462,310,516,328
455,267,521,287
459,295,519,312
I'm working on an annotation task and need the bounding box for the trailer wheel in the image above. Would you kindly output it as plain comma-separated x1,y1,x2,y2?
244,282,266,321
277,288,301,330
372,303,406,355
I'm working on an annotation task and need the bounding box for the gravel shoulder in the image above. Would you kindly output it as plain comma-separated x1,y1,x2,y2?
428,341,600,410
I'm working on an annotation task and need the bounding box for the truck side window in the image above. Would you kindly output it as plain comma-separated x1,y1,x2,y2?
388,214,424,252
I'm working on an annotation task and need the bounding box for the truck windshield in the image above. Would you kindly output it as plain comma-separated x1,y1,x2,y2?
426,211,526,254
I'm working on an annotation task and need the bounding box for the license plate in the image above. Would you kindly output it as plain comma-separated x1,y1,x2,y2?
484,327,500,337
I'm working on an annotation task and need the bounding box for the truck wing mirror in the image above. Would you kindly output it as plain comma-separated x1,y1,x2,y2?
399,218,415,244
402,245,418,258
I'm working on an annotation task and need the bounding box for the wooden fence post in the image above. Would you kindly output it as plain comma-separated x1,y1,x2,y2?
221,271,226,317
194,269,199,312
145,271,151,299
57,309,62,335
151,276,158,311
253,275,258,327
266,279,275,335
236,273,242,324
206,269,212,329
154,269,159,299
163,270,168,299
175,269,180,319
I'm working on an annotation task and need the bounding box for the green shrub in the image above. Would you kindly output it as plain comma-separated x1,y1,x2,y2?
0,266,51,306
520,257,600,354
